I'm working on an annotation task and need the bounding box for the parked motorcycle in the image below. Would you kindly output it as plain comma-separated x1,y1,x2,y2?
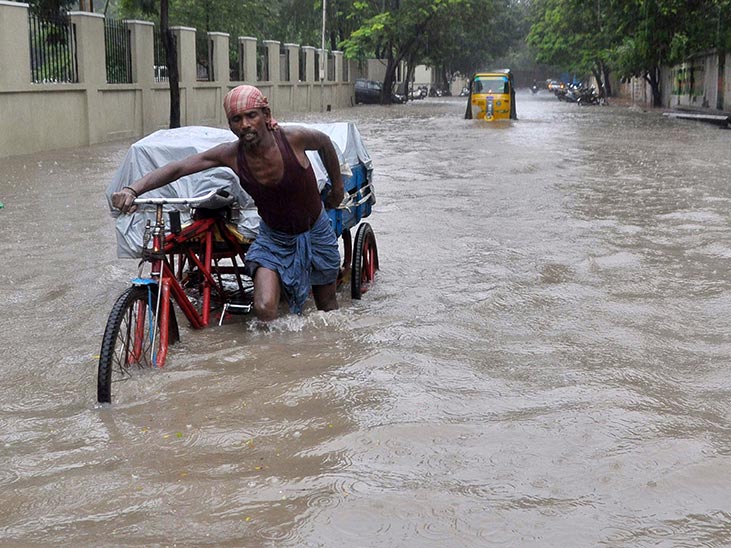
577,86,599,105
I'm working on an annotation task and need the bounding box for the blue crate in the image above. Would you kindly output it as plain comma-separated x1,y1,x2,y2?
326,163,372,236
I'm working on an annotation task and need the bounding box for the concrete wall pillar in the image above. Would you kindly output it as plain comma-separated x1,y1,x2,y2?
125,20,154,86
69,12,106,85
285,43,299,83
318,49,326,82
302,46,316,83
334,51,343,82
263,40,280,83
239,36,257,83
209,32,229,125
171,26,197,84
68,11,105,143
209,32,230,85
125,20,154,135
171,26,196,125
0,1,31,88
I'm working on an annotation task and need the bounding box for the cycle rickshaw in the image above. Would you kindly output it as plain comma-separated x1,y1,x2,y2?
98,123,378,404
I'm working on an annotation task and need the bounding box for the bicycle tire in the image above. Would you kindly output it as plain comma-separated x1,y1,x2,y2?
351,223,379,300
97,285,171,404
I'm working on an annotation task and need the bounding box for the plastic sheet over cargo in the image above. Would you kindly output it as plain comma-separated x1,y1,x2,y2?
106,123,374,258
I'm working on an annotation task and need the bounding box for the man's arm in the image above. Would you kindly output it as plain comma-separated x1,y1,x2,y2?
112,142,235,214
286,127,345,209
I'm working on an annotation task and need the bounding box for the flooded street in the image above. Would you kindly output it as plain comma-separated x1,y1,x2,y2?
2,91,731,546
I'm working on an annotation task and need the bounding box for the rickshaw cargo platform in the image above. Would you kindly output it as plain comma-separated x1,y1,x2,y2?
106,123,375,258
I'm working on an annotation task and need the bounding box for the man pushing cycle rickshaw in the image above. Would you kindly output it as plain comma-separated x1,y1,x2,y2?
100,85,378,404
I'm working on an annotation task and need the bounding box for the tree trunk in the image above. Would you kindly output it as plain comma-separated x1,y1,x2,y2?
402,55,416,102
717,48,725,110
591,66,603,95
602,62,612,97
646,66,662,108
161,0,180,128
440,66,449,93
382,45,396,105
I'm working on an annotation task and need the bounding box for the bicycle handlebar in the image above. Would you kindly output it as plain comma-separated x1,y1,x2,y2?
132,189,219,206
132,188,357,210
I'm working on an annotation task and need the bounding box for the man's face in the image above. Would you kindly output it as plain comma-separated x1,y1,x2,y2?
228,107,270,148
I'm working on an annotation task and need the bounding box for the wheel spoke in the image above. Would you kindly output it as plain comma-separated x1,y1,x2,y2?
98,286,164,401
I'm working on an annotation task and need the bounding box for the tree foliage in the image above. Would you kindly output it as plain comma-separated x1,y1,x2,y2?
340,0,520,102
27,0,76,18
527,0,731,106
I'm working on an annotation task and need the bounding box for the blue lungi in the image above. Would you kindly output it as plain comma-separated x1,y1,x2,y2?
245,209,340,314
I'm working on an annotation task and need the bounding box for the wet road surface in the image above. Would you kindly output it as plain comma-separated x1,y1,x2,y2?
1,91,731,546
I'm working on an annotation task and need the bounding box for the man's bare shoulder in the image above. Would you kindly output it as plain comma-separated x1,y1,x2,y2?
201,140,238,167
281,125,328,150
206,140,238,157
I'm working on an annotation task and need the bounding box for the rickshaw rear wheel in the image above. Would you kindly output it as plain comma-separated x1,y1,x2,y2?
97,285,179,404
351,223,378,300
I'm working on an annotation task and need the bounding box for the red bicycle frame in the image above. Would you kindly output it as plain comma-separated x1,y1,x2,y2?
138,196,250,367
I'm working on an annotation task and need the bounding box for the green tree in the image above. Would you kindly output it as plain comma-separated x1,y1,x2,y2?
527,0,623,96
341,0,517,103
28,0,75,18
612,0,731,107
421,0,518,89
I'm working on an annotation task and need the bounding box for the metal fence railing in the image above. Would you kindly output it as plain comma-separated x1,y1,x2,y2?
195,31,212,81
229,42,240,81
280,44,290,82
28,11,78,83
299,47,306,81
256,43,268,81
104,18,131,83
327,51,335,81
153,29,169,82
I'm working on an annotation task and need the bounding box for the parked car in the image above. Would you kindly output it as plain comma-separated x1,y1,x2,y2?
354,79,404,104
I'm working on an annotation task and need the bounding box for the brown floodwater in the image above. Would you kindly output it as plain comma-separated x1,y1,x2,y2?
1,91,731,546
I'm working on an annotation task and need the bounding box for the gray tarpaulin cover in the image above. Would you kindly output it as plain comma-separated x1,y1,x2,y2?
106,123,373,258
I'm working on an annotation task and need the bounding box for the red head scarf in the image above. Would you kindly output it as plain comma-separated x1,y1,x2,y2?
223,85,278,129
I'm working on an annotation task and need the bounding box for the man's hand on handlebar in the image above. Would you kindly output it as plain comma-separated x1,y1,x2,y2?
112,187,138,214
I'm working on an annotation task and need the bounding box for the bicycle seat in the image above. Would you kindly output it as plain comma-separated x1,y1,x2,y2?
195,189,235,210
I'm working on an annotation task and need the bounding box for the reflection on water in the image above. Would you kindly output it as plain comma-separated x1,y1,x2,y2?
1,92,731,546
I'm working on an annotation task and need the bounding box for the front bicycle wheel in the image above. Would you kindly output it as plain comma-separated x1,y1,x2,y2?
97,285,163,404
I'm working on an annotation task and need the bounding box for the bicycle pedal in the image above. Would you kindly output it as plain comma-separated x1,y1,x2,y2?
218,302,252,326
226,303,252,314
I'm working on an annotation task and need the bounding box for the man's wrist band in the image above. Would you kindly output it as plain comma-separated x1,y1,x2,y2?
122,186,139,198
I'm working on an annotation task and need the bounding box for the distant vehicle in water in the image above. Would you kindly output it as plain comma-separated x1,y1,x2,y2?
354,79,404,105
547,80,565,93
464,69,517,121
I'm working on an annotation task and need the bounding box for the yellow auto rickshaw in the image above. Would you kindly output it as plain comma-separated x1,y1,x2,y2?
464,69,517,121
